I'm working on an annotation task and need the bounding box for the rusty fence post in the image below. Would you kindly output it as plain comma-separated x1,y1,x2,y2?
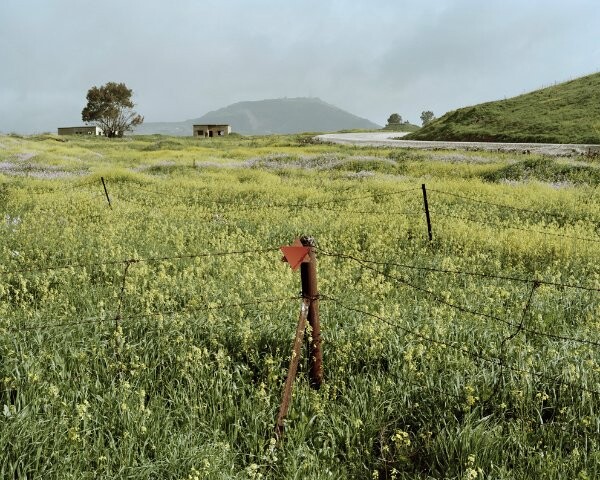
101,177,112,209
275,236,324,440
275,298,310,439
300,236,323,389
421,184,432,241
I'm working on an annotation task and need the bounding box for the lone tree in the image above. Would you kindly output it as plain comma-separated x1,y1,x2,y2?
420,110,435,126
82,82,143,137
386,113,402,126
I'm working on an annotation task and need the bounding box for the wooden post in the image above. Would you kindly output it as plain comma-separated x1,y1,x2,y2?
275,299,310,439
101,177,112,209
300,236,323,389
421,184,432,241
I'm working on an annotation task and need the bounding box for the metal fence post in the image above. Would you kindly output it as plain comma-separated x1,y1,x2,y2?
300,236,323,389
101,177,112,209
421,184,432,241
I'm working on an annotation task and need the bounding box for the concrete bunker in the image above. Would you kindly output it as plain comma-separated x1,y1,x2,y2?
193,124,231,138
57,126,104,136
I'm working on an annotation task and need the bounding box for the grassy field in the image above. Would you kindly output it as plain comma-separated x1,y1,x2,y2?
1,133,599,479
406,72,600,144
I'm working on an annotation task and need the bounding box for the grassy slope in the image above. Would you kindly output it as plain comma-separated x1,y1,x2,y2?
406,72,600,144
1,134,600,479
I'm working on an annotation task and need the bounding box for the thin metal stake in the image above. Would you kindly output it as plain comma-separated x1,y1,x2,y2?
422,184,432,241
101,177,112,209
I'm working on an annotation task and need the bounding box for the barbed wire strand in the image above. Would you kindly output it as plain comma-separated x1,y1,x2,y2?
0,247,280,277
7,297,300,333
429,188,597,225
318,250,600,293
434,211,600,244
323,294,600,396
311,207,421,216
105,192,421,220
108,195,221,223
124,183,419,210
484,281,540,405
322,254,600,348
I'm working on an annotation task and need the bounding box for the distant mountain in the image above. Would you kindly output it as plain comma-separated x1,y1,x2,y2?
133,121,191,136
135,97,380,136
406,72,600,144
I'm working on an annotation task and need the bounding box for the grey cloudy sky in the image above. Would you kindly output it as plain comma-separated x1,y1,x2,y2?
1,0,599,133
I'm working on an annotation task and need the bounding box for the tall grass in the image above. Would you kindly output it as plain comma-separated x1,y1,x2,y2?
0,134,599,478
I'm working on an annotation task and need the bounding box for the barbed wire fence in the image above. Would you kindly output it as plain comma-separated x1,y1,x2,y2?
6,177,600,237
2,180,599,432
2,245,598,397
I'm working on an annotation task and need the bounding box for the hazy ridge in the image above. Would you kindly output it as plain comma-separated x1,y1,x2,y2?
135,97,380,136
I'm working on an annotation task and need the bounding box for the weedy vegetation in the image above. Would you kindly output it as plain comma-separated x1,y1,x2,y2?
0,133,599,479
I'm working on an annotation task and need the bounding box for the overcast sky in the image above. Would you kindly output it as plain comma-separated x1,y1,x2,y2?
1,0,599,133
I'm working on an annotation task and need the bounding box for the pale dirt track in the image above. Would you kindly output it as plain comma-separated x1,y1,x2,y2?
315,132,600,157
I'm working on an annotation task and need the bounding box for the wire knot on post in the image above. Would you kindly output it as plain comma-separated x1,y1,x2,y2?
301,293,321,301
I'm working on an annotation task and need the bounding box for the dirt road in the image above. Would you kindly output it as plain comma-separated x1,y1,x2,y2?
315,132,600,157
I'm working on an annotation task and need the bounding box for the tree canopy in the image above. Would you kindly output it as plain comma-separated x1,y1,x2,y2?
420,110,435,126
81,82,143,138
386,113,402,125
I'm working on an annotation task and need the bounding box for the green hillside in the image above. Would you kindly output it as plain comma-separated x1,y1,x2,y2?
406,72,600,144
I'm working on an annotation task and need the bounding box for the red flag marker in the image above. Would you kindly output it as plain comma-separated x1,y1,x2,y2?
280,238,311,271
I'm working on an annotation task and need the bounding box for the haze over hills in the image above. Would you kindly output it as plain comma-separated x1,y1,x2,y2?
135,97,380,136
406,72,600,144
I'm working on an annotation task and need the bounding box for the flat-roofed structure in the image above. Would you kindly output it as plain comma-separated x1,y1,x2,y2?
58,126,104,136
193,124,231,138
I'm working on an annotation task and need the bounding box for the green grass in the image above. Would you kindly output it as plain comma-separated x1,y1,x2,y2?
0,134,599,479
406,72,600,144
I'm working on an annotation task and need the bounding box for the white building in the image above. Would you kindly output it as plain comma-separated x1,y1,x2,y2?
58,126,104,136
